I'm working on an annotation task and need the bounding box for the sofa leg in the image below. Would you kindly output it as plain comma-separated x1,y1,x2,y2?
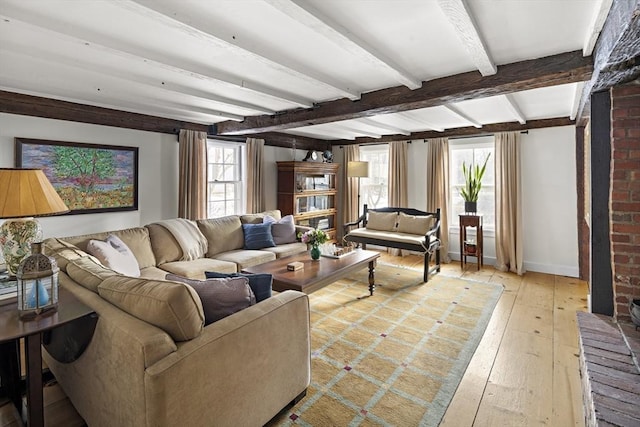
291,389,307,406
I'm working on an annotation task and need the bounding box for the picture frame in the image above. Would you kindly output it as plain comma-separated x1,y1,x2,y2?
15,138,139,215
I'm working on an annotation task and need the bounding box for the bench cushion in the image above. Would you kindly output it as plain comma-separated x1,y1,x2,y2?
366,211,397,231
346,228,430,249
397,212,433,234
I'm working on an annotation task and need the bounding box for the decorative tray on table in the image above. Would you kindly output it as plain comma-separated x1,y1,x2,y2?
320,246,357,259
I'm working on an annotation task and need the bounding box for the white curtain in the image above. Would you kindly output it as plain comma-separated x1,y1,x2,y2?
388,141,408,256
426,138,450,263
246,138,266,213
340,145,360,241
495,131,524,275
178,129,207,220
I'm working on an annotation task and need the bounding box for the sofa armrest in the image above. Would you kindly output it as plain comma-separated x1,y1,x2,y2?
144,290,311,426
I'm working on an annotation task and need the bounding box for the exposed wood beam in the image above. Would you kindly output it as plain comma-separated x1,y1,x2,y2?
215,50,592,135
576,0,640,123
437,0,496,76
210,132,329,152
0,9,314,108
263,0,421,90
0,90,207,134
331,124,382,139
443,104,482,128
332,117,575,145
502,94,527,124
583,0,614,56
356,118,411,136
127,0,360,100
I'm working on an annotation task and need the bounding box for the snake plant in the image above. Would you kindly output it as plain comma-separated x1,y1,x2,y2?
460,154,490,202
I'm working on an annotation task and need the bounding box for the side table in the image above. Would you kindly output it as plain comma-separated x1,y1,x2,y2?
0,288,96,427
459,214,483,270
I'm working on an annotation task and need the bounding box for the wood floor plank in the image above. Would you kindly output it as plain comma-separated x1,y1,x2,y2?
473,329,554,426
553,343,585,426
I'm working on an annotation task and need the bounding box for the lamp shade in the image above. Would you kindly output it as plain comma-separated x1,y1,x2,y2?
0,168,69,218
347,161,369,178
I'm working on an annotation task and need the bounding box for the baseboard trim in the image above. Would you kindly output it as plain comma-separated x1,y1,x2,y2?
448,252,578,277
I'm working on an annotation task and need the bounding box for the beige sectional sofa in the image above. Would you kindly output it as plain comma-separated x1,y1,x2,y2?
42,210,311,427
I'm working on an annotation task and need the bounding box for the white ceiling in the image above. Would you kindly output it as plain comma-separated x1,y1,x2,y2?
0,0,610,141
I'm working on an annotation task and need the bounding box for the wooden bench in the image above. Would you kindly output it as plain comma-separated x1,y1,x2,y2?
343,204,441,282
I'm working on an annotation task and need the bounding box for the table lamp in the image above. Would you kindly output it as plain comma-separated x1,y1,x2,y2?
0,168,69,276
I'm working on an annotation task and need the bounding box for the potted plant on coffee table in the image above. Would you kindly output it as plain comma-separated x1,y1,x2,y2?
460,154,490,213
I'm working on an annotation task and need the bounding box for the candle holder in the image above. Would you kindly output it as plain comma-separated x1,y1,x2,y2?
16,242,59,318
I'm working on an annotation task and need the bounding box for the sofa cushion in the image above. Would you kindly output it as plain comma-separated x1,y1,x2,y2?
87,235,141,277
242,223,276,250
166,274,255,324
160,258,238,280
213,249,276,271
366,211,398,232
146,223,184,265
59,227,157,269
263,215,297,245
43,238,95,272
240,210,281,224
205,271,273,302
98,276,204,342
396,212,434,235
197,215,245,257
260,242,307,259
66,257,119,293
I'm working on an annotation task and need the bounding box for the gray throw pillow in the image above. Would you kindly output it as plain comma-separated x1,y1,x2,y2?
263,214,297,244
165,274,256,325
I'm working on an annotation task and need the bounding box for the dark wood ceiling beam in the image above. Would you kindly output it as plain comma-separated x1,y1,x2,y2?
332,117,576,145
215,50,592,135
208,131,329,151
0,90,208,135
576,0,640,124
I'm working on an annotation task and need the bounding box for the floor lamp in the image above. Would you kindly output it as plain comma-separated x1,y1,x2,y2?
347,161,369,221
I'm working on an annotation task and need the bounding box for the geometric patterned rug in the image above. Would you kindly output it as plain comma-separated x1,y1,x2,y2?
268,263,503,427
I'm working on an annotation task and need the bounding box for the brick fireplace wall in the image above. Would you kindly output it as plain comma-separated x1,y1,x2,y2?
610,81,640,323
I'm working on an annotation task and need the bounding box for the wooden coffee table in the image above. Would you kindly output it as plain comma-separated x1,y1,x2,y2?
242,249,380,295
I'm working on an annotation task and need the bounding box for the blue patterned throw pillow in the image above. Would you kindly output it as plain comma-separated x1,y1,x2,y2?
242,222,276,250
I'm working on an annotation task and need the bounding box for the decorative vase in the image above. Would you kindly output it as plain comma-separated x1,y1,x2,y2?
464,201,477,213
0,217,43,276
310,245,321,260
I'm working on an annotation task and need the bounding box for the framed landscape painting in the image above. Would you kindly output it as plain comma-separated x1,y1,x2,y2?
15,138,139,215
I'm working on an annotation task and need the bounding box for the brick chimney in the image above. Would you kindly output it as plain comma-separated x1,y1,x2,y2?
609,81,640,323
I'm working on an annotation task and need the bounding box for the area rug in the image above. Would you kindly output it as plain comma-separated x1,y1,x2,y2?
269,264,503,427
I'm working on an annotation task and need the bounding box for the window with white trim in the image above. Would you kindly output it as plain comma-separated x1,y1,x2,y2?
449,140,495,230
206,140,244,217
359,145,389,211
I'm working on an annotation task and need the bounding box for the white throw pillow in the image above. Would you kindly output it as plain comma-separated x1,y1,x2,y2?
87,234,141,277
263,214,297,244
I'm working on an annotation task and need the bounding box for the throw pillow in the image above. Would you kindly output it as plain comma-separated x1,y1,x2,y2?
263,214,297,245
242,222,276,250
166,274,256,325
86,234,140,277
366,211,398,232
397,212,434,235
205,271,272,302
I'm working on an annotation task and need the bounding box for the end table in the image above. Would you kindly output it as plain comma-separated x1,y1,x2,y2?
459,214,483,270
0,288,96,427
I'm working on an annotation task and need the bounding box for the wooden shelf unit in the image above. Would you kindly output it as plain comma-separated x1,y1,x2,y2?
459,214,483,270
277,161,340,241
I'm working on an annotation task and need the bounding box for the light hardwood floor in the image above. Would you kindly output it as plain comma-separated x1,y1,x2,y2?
379,252,589,427
1,252,589,426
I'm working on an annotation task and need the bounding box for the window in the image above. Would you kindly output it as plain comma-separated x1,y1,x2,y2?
449,140,495,229
206,140,244,217
359,145,389,211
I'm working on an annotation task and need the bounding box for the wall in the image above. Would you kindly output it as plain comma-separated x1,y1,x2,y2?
609,82,640,323
0,113,178,238
336,126,579,276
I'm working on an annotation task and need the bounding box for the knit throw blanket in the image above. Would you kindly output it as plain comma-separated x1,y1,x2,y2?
155,218,208,261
